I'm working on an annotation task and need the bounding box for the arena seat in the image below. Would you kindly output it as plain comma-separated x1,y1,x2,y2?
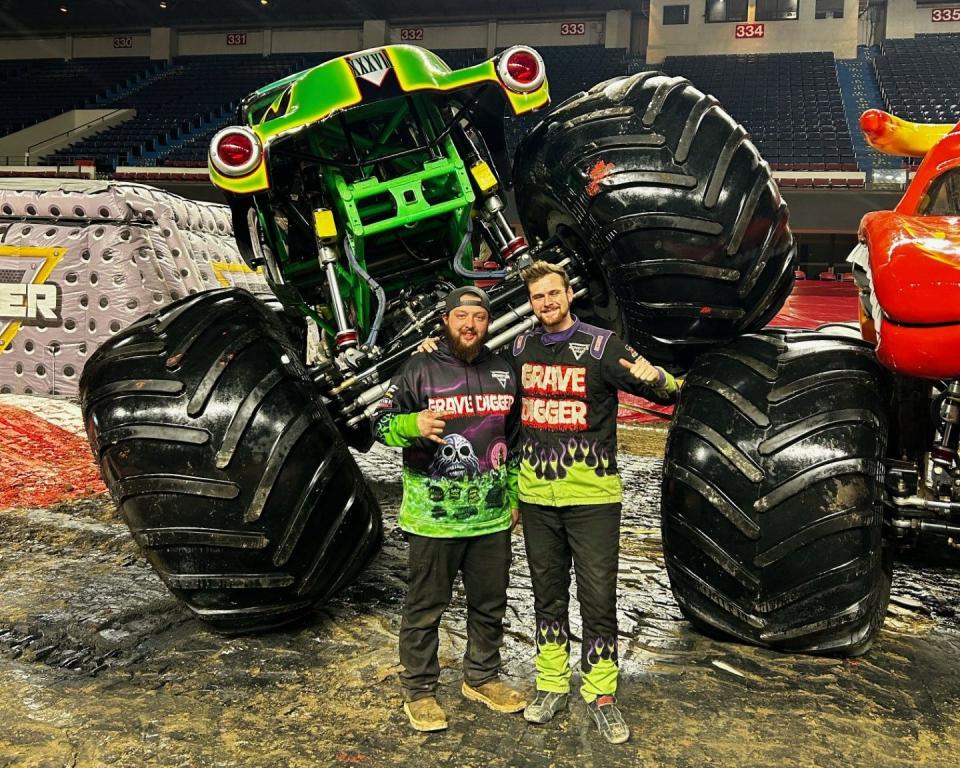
43,54,320,170
662,52,856,170
0,58,160,138
875,35,960,124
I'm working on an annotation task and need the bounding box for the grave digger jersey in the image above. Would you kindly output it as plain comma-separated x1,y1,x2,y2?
372,338,520,538
510,317,678,507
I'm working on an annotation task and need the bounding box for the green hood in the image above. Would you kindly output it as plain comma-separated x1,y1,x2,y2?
210,45,550,195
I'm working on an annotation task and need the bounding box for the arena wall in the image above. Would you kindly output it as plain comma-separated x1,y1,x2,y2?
496,18,604,46
175,29,267,57
0,37,70,60
269,27,364,54
0,16,621,62
72,33,151,58
887,1,960,38
386,22,489,49
646,0,858,63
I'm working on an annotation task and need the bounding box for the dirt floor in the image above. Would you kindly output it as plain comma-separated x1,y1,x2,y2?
1,421,959,768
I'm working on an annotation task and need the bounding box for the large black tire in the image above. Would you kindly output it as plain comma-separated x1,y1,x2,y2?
513,72,796,367
661,330,892,655
80,288,382,633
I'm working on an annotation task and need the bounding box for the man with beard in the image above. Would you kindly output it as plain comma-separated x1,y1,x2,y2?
513,261,678,744
373,286,526,732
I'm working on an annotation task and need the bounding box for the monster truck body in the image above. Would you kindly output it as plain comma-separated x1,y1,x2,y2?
80,46,796,631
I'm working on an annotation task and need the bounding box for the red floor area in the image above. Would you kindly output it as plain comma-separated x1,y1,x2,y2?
766,280,859,329
618,280,860,423
1,282,860,490
0,406,106,508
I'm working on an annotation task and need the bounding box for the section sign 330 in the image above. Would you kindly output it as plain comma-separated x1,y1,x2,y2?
0,245,64,352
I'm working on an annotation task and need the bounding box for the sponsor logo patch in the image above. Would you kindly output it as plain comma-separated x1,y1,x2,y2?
568,342,589,361
491,369,511,389
0,245,64,352
348,49,393,86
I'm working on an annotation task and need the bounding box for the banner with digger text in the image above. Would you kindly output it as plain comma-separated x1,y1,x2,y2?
0,179,270,397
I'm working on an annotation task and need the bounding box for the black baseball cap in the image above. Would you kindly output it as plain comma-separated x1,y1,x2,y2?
443,286,491,315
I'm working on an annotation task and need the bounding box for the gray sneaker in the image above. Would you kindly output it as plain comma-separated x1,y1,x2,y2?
523,690,568,724
587,695,630,744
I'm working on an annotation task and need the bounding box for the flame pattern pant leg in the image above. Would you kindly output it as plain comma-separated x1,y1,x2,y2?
521,501,573,694
521,501,621,702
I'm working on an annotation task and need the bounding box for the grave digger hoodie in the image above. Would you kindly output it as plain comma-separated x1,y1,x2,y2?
372,337,520,538
510,317,678,506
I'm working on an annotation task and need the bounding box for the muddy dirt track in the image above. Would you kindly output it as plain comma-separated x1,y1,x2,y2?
1,424,958,768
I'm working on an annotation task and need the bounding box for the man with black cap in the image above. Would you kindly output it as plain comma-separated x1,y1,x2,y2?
373,286,527,732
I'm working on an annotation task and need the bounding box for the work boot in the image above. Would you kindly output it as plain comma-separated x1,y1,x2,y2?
523,690,568,724
586,695,630,744
461,679,527,713
403,696,448,732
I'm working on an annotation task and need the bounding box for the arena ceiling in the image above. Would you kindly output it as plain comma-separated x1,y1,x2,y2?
0,0,645,36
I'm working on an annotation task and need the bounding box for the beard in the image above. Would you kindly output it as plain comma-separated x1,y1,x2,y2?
446,326,488,363
536,303,571,329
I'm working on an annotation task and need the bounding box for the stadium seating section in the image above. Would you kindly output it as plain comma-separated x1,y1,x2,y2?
873,35,960,170
661,52,857,171
0,35,953,178
0,58,162,138
44,54,321,169
875,35,960,125
29,46,625,171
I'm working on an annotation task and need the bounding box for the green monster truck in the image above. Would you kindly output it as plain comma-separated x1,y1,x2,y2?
80,45,795,632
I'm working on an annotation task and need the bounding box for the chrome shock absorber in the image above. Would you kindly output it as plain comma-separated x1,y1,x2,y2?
314,208,360,354
464,154,530,264
929,379,960,498
482,194,529,262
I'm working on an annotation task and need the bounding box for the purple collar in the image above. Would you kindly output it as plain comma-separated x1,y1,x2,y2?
540,315,581,346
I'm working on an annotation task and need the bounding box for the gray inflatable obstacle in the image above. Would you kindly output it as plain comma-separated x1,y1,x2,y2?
0,179,269,396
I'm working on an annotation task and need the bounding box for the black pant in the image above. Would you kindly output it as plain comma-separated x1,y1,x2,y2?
399,529,511,702
520,501,621,699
